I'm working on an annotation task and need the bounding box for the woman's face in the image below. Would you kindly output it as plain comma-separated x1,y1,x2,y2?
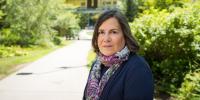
97,17,125,56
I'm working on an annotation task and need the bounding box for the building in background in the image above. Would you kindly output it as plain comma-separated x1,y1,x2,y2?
65,0,118,9
65,0,118,28
65,0,86,7
98,0,117,9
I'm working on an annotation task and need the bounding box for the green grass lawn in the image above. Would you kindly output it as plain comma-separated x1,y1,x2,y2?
0,40,72,79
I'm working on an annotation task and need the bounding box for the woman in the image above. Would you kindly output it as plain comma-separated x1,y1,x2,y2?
83,10,154,100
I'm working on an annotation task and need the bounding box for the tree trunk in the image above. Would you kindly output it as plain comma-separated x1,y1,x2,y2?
93,0,98,8
87,0,92,8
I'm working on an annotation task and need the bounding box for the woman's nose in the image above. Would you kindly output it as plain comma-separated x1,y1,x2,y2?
103,33,111,42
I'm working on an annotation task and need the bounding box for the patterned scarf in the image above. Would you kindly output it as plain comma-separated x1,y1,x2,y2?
86,46,130,100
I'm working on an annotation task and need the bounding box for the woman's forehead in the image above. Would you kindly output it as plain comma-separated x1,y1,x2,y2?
98,17,121,30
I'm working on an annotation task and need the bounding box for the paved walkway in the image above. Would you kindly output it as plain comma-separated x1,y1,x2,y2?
0,31,92,100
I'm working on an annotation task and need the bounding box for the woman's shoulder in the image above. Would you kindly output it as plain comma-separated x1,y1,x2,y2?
124,53,151,73
122,53,154,100
123,52,153,84
127,53,149,66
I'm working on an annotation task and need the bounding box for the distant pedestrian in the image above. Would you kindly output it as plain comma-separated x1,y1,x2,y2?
83,9,154,100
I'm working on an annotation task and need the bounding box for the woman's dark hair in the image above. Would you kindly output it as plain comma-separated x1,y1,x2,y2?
92,9,139,53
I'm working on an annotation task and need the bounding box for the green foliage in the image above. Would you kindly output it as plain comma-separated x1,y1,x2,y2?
77,13,97,29
78,13,90,29
130,2,200,94
0,0,6,29
154,0,185,9
125,0,138,22
125,0,146,22
0,0,80,47
0,45,29,58
53,12,80,39
0,10,4,19
53,36,62,45
0,28,19,45
1,0,57,46
123,0,192,22
177,69,200,100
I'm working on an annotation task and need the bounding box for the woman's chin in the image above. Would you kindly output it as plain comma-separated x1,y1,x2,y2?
101,52,115,56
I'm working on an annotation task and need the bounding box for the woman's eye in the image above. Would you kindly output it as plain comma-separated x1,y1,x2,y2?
98,31,104,34
112,31,118,34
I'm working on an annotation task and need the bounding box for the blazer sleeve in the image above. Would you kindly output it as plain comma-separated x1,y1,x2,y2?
124,56,154,100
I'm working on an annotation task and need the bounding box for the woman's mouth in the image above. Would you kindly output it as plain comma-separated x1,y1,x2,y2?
103,45,112,48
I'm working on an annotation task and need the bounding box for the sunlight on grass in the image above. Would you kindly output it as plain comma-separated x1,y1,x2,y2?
0,40,73,78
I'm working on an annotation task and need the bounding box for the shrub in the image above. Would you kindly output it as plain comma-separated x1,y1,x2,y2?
53,36,61,45
177,69,200,100
130,3,200,94
0,28,20,46
1,0,79,46
0,45,29,58
77,13,90,29
53,12,80,40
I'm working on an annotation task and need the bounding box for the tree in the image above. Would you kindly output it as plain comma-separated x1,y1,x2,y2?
1,0,65,46
125,0,145,22
87,0,92,8
94,0,98,8
0,0,6,29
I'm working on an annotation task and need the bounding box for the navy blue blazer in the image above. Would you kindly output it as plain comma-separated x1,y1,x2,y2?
83,53,154,100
